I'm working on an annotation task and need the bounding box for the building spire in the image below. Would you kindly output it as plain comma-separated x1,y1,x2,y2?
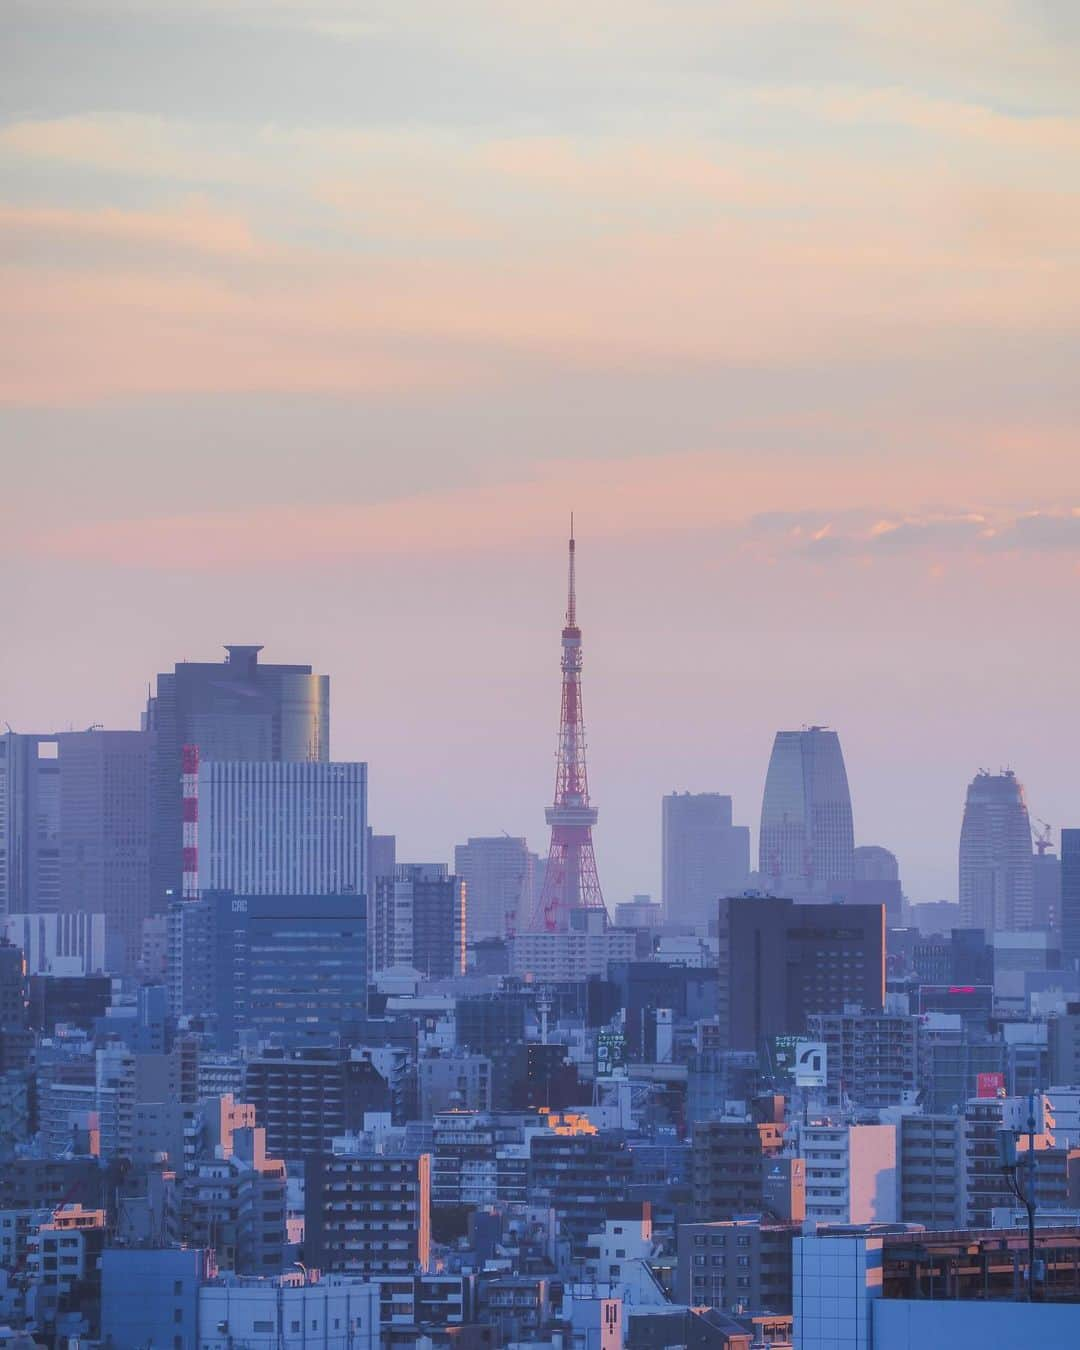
528,524,605,932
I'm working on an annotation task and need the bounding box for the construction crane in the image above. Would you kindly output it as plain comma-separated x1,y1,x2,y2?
1031,817,1053,856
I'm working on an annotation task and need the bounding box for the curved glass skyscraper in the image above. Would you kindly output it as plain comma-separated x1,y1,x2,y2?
958,769,1033,932
759,727,855,895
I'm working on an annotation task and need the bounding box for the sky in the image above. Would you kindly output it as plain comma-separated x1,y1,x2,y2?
4,1,1080,905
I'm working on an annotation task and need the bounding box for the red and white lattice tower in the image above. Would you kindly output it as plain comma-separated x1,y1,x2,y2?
181,744,200,900
528,523,606,933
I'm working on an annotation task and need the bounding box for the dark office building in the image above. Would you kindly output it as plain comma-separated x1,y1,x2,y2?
456,993,528,1055
1063,829,1080,972
716,896,885,1051
170,890,366,1050
28,974,112,1034
0,1157,105,1211
144,644,329,911
244,1045,390,1162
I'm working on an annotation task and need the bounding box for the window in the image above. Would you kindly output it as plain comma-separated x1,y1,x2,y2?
174,1280,183,1295
291,1322,300,1333
253,1322,274,1333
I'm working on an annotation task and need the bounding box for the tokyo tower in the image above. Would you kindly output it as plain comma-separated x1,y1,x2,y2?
528,521,606,932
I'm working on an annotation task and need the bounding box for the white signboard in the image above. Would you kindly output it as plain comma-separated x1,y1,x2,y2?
794,1040,827,1087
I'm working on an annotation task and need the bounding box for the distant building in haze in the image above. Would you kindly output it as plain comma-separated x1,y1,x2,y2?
662,793,750,927
144,644,329,910
1062,829,1080,972
1033,847,1062,931
0,730,149,970
958,770,1033,933
758,727,854,896
0,732,62,915
197,760,366,897
454,836,533,940
851,844,904,926
57,730,150,972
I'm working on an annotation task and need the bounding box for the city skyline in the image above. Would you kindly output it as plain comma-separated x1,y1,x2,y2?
2,622,1062,909
6,2,1080,906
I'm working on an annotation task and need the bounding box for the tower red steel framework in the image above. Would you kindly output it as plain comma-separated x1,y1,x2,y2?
529,523,606,932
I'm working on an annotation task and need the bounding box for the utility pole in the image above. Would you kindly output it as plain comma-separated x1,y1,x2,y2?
998,1092,1041,1300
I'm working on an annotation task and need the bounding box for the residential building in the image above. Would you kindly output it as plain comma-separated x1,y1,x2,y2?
799,1122,898,1225
958,769,1034,933
371,864,465,978
244,1046,390,1164
690,1118,791,1221
898,1113,963,1228
676,1218,796,1313
180,1125,288,1276
304,1148,431,1278
807,1007,919,1111
510,907,637,982
661,793,750,928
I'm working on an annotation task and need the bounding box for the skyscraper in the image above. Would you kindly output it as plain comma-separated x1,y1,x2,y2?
758,727,855,895
662,793,750,926
0,732,61,915
1061,829,1080,971
144,644,329,910
454,836,533,940
197,761,366,897
958,770,1033,933
57,730,150,972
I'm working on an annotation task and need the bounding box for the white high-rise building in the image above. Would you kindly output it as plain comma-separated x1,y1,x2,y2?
959,769,1034,932
198,761,366,896
453,836,533,940
759,727,855,897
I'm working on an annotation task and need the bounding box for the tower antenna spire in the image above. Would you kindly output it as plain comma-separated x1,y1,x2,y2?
528,522,605,932
567,514,576,628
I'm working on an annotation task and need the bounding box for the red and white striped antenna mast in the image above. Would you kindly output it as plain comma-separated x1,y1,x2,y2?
181,744,200,900
528,518,606,932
